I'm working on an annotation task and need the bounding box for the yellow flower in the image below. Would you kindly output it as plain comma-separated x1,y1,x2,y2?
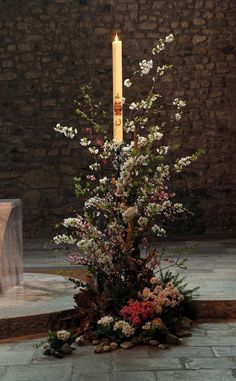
151,318,163,328
150,276,159,285
142,287,150,298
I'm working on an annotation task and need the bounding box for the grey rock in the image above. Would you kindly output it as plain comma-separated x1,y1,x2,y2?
149,340,159,346
159,343,169,349
102,345,111,352
43,348,51,356
110,342,119,350
54,351,64,358
166,333,181,345
131,337,140,345
60,343,73,354
92,339,100,346
76,335,86,346
101,339,110,345
120,341,134,349
179,317,192,329
176,330,192,337
94,345,103,353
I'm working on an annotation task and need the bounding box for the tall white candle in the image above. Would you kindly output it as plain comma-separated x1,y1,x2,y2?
112,34,123,143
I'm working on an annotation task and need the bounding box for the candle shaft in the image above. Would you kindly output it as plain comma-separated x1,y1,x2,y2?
112,36,123,143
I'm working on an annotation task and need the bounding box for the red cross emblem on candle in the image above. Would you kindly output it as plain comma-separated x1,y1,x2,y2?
114,101,123,116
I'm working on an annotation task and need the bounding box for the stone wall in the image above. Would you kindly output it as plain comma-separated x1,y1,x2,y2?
0,0,235,238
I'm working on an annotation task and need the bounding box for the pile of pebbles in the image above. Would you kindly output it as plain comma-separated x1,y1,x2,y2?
41,318,193,357
91,330,192,354
75,317,192,354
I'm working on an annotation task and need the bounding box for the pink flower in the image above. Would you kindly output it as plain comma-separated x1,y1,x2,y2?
96,138,104,146
133,316,142,325
142,287,150,298
86,175,96,181
150,277,160,285
120,299,155,325
85,128,92,135
150,190,169,202
158,191,169,201
141,281,184,314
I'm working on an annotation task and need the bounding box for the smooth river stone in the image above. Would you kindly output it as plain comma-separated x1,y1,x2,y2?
0,199,23,293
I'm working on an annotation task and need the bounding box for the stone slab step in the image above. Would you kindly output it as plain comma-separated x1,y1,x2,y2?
0,270,235,339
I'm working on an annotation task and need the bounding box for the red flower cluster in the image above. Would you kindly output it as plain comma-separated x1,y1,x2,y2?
120,299,155,325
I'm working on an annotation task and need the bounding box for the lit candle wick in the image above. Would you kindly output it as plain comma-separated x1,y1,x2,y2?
115,33,119,41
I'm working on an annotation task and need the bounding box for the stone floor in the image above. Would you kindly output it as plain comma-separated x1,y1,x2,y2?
0,273,75,319
0,320,236,381
24,238,236,300
0,239,235,379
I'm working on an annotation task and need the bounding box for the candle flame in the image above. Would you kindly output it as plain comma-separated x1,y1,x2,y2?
115,33,119,41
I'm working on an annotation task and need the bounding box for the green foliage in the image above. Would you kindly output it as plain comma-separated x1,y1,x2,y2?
33,341,43,349
74,176,85,197
159,268,199,324
96,325,114,339
181,298,198,320
104,281,137,314
47,331,64,351
159,268,199,302
67,277,87,289
75,83,107,137
34,329,75,352
141,322,168,341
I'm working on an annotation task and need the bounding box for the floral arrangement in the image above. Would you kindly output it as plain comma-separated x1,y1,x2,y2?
35,330,75,358
52,34,200,353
